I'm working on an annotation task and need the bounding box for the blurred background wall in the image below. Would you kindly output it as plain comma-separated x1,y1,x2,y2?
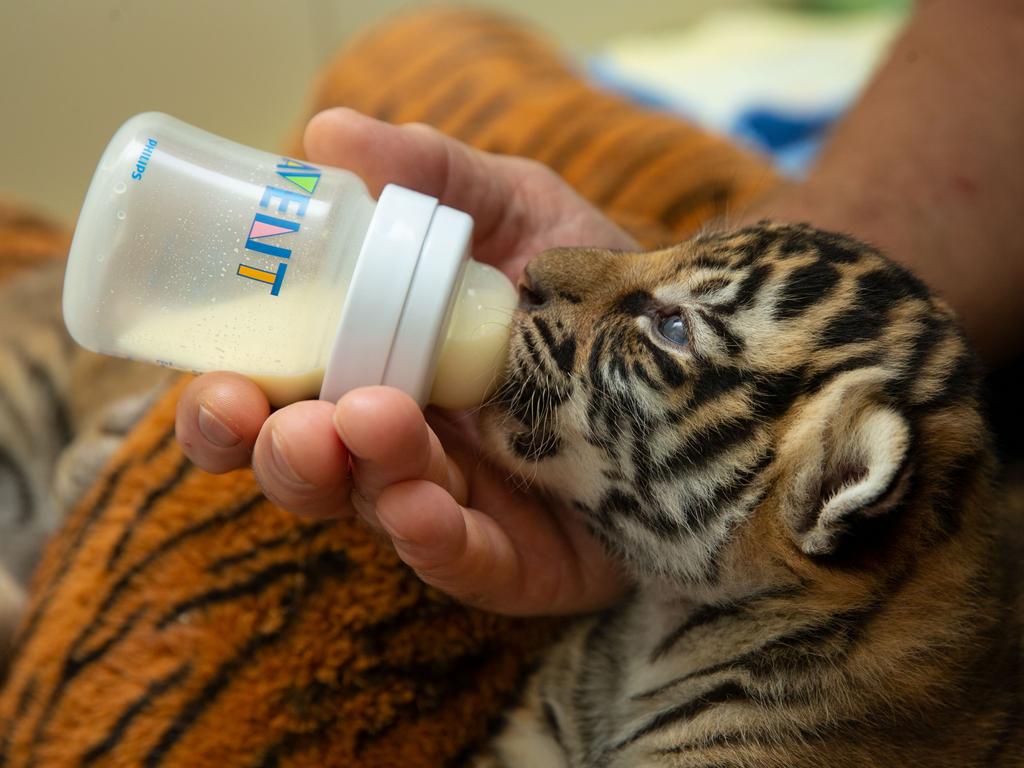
0,0,775,225
2,0,908,225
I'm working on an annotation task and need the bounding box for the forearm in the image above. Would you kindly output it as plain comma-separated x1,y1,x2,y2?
745,0,1024,363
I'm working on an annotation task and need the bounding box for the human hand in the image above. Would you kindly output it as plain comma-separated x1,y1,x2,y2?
175,108,636,615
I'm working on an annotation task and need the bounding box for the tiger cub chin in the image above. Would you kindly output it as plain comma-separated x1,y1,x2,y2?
475,222,1022,767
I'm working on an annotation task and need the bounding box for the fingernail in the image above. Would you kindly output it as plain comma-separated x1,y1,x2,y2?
197,404,240,448
270,429,311,487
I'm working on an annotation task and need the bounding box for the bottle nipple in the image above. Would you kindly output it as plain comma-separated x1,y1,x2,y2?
430,259,518,410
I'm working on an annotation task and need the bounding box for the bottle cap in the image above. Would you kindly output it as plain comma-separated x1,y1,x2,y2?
319,184,472,405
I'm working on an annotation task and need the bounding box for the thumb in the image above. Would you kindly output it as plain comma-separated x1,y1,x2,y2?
375,479,525,614
375,473,629,616
303,107,542,252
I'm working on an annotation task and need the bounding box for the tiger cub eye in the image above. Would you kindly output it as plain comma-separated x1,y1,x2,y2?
657,314,689,346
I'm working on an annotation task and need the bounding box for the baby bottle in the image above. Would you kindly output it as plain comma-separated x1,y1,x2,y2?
63,112,517,409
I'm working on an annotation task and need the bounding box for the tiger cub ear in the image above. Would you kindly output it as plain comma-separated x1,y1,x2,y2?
776,370,913,557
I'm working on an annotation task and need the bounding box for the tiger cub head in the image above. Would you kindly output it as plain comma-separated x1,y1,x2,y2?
479,222,990,592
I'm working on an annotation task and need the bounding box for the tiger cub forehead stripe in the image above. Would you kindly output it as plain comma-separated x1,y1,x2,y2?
614,289,656,317
720,262,772,314
773,259,842,320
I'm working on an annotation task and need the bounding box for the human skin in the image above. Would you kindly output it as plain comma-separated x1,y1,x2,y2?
176,0,1024,616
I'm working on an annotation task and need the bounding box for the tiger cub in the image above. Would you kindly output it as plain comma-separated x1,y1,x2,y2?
475,223,1022,767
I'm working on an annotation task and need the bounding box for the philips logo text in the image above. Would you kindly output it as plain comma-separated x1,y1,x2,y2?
131,138,158,181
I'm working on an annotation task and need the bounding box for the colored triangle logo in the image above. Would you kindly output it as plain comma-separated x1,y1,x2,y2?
278,158,319,171
278,172,320,195
250,218,297,239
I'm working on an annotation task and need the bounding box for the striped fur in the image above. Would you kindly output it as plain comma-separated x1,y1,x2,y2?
296,8,779,248
476,223,1022,766
0,380,556,766
0,208,170,670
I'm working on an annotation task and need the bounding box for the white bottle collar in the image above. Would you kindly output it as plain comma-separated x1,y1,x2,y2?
319,184,472,405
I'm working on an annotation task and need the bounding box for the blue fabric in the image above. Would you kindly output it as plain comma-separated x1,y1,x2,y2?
732,104,843,174
588,56,846,176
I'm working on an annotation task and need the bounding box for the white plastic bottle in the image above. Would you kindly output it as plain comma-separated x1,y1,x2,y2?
63,113,517,409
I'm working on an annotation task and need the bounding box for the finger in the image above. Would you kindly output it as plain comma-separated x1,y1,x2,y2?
252,399,352,518
175,372,269,474
304,108,528,249
333,387,463,523
378,474,628,616
303,108,638,269
375,479,521,613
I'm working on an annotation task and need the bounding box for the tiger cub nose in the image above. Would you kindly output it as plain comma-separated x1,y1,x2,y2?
520,247,625,311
